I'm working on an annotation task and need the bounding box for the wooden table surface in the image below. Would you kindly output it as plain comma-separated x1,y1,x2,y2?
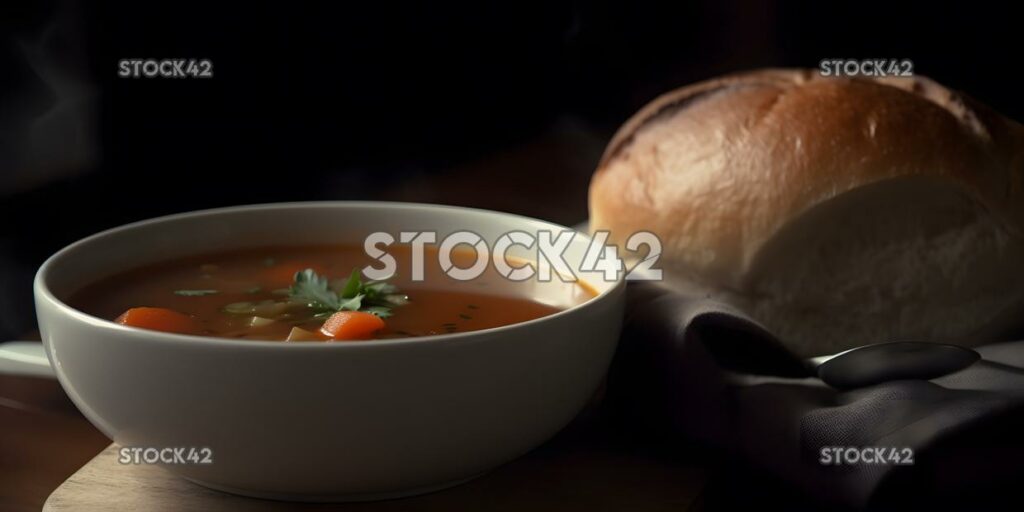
0,368,112,511
44,430,707,511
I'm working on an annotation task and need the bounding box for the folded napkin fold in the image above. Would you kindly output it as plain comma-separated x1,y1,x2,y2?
607,282,1024,511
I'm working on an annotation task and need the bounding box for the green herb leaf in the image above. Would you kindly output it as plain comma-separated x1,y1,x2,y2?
363,306,393,318
287,268,406,318
174,289,218,296
289,268,341,311
362,278,407,307
338,293,364,311
364,281,397,295
340,268,362,299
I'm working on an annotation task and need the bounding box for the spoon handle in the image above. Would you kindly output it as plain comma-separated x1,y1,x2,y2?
814,342,980,390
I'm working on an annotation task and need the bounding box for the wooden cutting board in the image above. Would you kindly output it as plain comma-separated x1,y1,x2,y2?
44,437,706,512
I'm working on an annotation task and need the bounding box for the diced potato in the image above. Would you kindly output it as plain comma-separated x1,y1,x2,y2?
248,316,275,327
286,326,322,342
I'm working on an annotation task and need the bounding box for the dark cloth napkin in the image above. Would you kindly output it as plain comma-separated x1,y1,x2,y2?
607,282,1024,511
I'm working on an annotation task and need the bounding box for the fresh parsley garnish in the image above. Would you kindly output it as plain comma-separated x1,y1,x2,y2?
288,268,407,318
289,269,341,311
174,289,219,296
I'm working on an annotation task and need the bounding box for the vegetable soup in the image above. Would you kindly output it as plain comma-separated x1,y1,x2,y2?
69,244,597,341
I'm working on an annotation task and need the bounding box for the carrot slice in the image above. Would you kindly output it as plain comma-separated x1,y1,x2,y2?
320,311,386,340
115,307,202,335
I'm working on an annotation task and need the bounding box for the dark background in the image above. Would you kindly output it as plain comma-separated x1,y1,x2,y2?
1,0,1021,339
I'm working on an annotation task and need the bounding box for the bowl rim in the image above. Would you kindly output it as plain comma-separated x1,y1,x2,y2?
34,201,626,350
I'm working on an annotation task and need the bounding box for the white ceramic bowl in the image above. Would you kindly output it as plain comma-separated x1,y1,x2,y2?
34,202,625,501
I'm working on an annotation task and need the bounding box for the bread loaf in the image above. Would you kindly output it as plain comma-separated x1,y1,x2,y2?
589,69,1024,356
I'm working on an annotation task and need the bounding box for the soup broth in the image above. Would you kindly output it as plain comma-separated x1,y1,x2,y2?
70,244,597,341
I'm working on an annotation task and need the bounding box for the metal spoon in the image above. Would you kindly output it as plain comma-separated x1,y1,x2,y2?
810,341,981,390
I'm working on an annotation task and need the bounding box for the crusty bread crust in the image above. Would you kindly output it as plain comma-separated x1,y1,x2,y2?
590,69,1024,355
